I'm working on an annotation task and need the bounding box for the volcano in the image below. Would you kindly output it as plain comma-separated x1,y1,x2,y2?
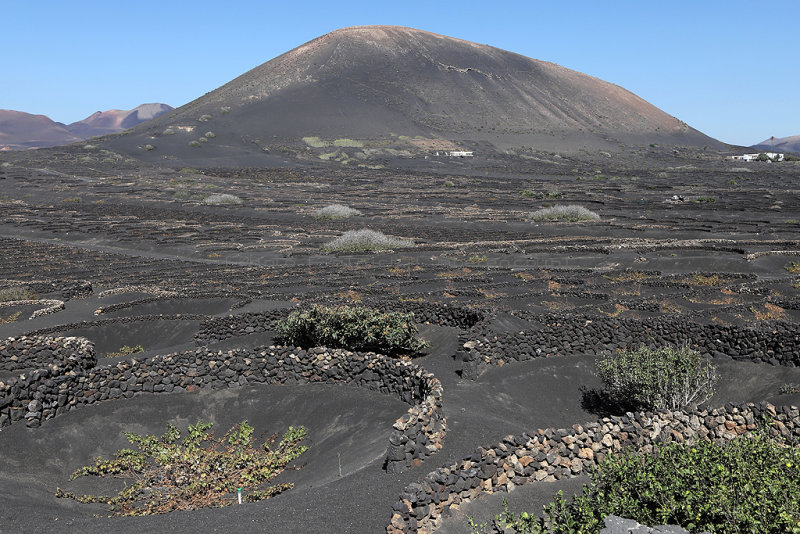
102,25,722,161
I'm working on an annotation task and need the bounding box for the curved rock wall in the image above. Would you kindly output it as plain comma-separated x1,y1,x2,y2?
459,314,800,379
0,340,445,471
195,310,286,345
0,335,95,373
388,402,800,533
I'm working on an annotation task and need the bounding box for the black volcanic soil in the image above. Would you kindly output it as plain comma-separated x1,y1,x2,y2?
0,147,798,533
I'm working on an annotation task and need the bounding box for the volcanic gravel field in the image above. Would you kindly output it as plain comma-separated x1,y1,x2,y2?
0,148,799,534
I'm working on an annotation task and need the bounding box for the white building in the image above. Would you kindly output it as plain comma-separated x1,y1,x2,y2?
448,151,474,157
730,152,784,162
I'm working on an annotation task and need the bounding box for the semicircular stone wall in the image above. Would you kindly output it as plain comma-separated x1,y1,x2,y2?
0,336,445,472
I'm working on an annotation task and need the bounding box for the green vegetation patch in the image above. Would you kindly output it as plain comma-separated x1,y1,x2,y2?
520,190,563,200
275,304,428,355
0,310,22,324
56,421,307,516
479,433,800,534
302,136,330,148
0,286,38,302
596,345,717,412
108,345,144,358
321,229,413,253
333,138,364,148
312,204,362,220
529,205,599,222
202,193,243,206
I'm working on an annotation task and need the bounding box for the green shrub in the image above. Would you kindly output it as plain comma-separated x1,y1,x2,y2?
333,138,363,147
203,193,242,205
321,229,413,253
56,421,307,516
108,345,144,358
302,136,329,148
520,190,563,199
0,310,22,324
529,205,599,222
312,204,362,220
275,304,427,355
0,286,38,302
482,433,800,534
596,345,717,411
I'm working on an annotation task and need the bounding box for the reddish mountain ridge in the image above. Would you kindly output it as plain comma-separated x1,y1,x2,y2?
66,103,173,139
0,103,173,150
0,110,81,150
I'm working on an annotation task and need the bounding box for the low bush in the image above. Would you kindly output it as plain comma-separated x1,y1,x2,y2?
56,421,307,516
0,310,22,324
321,229,413,253
596,345,717,411
520,190,563,200
476,433,800,534
0,286,38,302
203,193,243,205
529,205,599,222
312,204,362,220
108,344,144,358
275,304,428,355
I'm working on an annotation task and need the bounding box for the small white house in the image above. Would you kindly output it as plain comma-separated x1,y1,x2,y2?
448,151,474,157
730,152,784,162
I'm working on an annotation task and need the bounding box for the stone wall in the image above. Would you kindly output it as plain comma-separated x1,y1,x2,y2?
0,335,95,373
0,299,65,319
378,301,486,329
0,340,445,472
195,310,286,345
459,313,800,379
388,402,800,533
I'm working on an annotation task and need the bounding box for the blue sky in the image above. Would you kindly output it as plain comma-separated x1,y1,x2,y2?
2,1,797,146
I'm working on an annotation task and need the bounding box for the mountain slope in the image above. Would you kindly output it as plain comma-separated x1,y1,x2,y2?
0,110,81,150
103,25,723,160
753,134,800,154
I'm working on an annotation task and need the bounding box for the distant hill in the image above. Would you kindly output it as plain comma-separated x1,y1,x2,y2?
102,25,724,163
0,103,172,150
752,134,800,154
66,103,174,138
0,110,81,150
